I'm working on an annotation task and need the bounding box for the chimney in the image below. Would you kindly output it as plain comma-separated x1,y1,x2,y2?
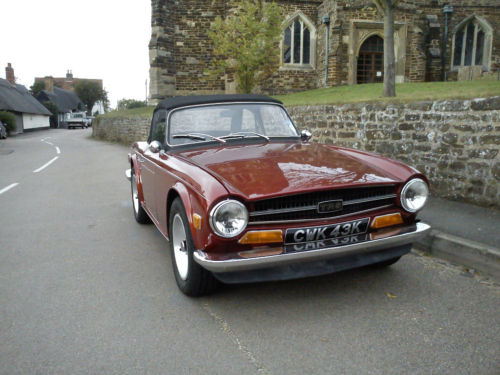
44,76,54,93
5,63,15,85
66,70,73,81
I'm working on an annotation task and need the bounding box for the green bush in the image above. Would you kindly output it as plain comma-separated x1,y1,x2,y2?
117,98,148,110
0,111,16,133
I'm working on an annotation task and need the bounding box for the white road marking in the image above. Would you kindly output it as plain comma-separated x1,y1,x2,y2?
33,157,59,173
56,147,61,154
0,183,19,195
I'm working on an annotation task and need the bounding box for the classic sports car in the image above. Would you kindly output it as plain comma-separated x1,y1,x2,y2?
126,94,430,296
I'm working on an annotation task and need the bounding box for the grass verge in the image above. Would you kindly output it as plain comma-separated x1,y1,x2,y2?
275,79,500,106
100,106,154,119
99,79,500,118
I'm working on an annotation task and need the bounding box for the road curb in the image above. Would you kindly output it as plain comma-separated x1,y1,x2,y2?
416,229,500,279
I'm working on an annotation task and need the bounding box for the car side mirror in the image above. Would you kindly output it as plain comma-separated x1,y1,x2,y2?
149,140,162,153
301,130,312,142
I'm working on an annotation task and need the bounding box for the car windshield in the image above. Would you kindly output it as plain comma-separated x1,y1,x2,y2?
168,103,298,145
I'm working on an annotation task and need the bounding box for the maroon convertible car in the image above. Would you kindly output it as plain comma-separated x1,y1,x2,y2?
126,94,430,296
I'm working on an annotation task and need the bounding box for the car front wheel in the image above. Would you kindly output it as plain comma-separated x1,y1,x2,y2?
169,198,217,296
131,168,151,224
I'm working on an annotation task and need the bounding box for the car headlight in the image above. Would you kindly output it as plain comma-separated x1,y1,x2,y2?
210,200,248,238
400,178,429,212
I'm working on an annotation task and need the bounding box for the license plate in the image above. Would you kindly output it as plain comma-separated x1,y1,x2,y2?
285,233,369,253
284,218,370,244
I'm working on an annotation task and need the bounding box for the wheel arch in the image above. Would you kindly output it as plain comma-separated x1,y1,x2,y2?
166,183,195,241
130,155,145,203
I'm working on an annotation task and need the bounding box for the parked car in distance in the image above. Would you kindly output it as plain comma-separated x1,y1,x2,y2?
126,94,430,296
85,116,94,127
66,112,90,129
0,121,7,139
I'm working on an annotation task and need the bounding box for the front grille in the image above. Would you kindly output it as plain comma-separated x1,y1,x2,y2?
248,185,398,223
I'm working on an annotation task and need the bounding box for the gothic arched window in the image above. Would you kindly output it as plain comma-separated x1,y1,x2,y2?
282,12,316,68
451,15,492,70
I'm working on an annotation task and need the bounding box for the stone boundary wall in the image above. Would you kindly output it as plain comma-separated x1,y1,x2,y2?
288,97,500,208
93,97,500,207
92,116,151,145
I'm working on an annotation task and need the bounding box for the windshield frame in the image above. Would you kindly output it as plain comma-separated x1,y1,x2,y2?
164,102,300,150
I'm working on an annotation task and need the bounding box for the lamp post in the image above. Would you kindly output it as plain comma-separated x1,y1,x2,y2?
322,15,330,86
442,4,454,81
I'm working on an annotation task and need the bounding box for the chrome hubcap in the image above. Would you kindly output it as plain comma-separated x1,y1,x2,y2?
132,174,139,214
172,214,189,280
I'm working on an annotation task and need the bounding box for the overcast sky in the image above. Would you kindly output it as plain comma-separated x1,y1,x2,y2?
0,0,151,109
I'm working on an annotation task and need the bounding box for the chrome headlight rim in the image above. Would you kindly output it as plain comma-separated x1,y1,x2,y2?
400,178,429,213
209,199,249,238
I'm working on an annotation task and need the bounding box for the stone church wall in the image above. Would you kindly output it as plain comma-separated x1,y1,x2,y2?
149,0,500,100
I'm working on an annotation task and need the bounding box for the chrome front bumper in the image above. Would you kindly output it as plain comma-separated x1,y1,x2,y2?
194,222,431,273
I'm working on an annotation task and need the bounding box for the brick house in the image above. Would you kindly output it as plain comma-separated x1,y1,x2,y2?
148,0,499,101
34,71,103,93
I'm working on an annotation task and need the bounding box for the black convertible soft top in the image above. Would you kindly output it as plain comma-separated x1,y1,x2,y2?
156,94,282,111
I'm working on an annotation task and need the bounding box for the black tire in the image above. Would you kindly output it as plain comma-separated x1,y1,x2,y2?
370,256,401,268
131,168,151,224
169,198,217,296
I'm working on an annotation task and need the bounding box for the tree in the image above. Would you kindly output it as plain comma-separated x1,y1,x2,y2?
30,81,45,97
208,0,282,93
75,80,107,115
373,0,401,97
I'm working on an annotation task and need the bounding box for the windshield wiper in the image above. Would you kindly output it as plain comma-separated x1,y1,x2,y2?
220,132,270,142
172,133,226,144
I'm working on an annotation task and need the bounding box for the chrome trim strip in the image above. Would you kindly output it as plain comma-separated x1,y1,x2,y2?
125,169,132,181
249,205,318,217
249,194,397,218
343,194,397,206
193,222,430,273
249,205,394,225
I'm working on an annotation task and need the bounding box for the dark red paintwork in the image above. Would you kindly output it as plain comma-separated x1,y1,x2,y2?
130,138,427,255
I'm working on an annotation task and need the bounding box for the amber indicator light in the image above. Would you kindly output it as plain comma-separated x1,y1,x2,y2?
192,213,202,230
238,230,283,245
371,213,404,229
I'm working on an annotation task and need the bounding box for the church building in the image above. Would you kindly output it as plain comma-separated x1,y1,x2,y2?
148,0,499,101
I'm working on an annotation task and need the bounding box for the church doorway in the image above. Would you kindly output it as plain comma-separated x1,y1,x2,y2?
357,35,384,84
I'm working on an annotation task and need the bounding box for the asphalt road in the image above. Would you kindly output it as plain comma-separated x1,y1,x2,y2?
1,129,499,375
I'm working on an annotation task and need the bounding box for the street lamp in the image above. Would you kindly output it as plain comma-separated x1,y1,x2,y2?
442,4,454,81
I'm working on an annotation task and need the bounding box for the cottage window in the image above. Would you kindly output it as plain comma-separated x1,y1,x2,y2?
451,16,492,70
282,12,316,68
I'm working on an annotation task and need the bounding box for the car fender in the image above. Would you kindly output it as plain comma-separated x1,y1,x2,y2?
168,181,194,228
130,154,146,203
168,181,214,251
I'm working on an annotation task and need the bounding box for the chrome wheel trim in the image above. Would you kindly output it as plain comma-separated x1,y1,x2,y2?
132,173,139,214
172,213,189,280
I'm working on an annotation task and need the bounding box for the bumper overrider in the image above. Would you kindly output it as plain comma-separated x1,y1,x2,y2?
194,222,430,274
